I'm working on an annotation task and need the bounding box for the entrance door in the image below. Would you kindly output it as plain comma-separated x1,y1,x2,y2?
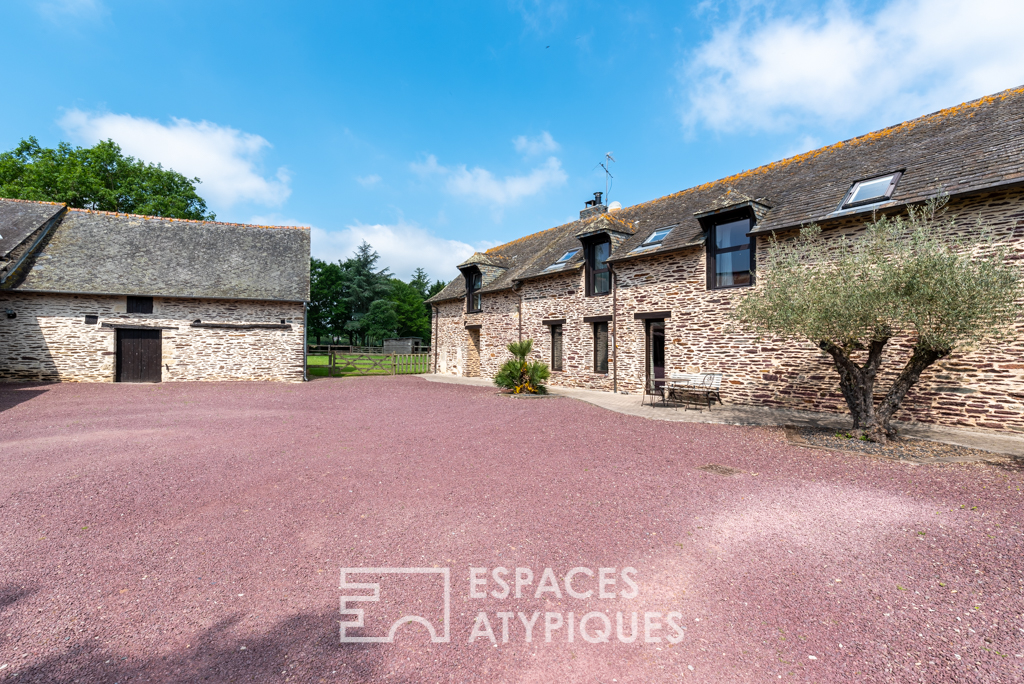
116,329,162,383
646,320,665,388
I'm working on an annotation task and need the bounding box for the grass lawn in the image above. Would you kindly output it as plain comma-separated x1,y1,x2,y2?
306,353,429,377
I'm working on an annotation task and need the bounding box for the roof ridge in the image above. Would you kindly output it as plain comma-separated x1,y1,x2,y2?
0,197,65,207
622,84,1024,214
65,207,309,230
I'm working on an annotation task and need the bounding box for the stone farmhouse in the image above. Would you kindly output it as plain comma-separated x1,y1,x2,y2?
0,200,310,382
428,86,1024,434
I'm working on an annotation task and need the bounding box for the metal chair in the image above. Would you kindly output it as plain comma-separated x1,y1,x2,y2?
641,379,666,408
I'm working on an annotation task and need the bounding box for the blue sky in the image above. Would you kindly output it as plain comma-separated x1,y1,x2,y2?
4,0,1024,281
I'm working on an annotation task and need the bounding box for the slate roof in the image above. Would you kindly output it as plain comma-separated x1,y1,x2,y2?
429,85,1024,303
0,199,66,285
3,204,310,302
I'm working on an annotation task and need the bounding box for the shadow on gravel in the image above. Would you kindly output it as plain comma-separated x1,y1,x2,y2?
7,610,389,683
0,383,51,414
0,583,37,612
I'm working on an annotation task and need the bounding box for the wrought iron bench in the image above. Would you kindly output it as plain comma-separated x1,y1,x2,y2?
665,372,724,410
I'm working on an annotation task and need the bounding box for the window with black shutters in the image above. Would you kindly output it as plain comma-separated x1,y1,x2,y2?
593,322,609,373
551,324,563,371
127,296,153,314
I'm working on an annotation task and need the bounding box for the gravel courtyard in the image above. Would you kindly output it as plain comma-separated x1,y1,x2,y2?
0,377,1022,683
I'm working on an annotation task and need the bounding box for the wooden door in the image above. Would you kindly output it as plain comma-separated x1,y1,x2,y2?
116,329,162,383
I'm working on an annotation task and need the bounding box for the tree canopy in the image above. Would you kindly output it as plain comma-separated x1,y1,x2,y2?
0,137,214,220
308,243,447,347
734,198,1021,442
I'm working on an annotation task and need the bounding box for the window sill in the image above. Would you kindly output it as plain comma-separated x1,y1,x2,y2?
707,283,753,291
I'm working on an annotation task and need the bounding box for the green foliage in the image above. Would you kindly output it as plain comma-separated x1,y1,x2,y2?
494,339,551,394
307,243,448,346
0,137,213,220
362,299,400,343
308,258,347,344
735,197,1021,441
389,278,431,341
736,198,1019,354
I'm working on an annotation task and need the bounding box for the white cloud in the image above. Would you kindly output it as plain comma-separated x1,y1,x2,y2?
680,0,1024,132
410,154,567,206
511,0,568,33
37,0,104,21
58,110,291,209
310,221,483,281
513,131,560,155
356,174,382,187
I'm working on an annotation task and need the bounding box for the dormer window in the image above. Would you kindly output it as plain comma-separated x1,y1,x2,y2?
841,172,902,209
584,237,611,296
707,216,754,289
466,269,482,313
544,249,579,271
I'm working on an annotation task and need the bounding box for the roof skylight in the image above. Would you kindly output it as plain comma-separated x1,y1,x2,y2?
644,227,673,244
543,249,579,271
841,172,902,209
630,226,674,253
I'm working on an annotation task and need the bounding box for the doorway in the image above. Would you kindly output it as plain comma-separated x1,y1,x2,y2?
116,329,162,383
646,320,665,388
466,329,481,377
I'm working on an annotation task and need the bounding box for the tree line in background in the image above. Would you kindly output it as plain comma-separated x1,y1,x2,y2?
308,242,447,347
0,137,214,220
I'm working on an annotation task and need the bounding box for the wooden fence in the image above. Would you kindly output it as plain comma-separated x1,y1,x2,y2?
307,350,431,377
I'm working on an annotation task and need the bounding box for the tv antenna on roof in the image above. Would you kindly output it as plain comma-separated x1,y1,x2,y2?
597,152,616,204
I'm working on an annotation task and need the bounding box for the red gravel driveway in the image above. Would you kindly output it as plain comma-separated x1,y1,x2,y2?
0,377,1022,683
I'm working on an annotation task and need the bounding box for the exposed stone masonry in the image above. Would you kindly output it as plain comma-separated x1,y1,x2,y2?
433,189,1024,433
0,292,305,382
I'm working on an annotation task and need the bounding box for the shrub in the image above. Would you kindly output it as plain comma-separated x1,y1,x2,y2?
494,339,551,394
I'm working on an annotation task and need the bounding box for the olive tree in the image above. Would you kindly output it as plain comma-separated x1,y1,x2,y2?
734,198,1021,443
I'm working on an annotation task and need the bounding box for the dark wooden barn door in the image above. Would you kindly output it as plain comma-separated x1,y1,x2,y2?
116,329,162,383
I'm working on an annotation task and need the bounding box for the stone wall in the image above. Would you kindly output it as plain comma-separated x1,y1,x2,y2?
0,292,305,382
431,188,1024,433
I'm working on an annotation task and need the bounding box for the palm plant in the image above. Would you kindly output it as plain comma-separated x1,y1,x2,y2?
494,339,551,394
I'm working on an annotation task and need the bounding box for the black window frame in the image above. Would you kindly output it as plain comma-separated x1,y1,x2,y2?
464,268,483,313
592,321,609,374
840,171,903,210
127,296,153,314
550,323,563,371
584,236,612,297
705,210,755,291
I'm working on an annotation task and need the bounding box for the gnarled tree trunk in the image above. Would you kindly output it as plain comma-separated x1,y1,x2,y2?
818,339,949,443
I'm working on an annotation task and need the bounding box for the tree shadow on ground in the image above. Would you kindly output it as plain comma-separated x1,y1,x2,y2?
0,382,51,414
6,610,397,683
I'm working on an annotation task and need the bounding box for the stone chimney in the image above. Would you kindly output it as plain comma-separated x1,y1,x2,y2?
580,192,607,219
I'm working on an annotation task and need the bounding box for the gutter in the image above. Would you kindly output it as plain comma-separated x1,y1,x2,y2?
511,280,524,342
0,206,67,285
432,305,439,373
608,262,618,394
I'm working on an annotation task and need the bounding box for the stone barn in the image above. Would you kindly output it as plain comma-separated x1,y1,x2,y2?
428,86,1024,434
0,199,310,382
